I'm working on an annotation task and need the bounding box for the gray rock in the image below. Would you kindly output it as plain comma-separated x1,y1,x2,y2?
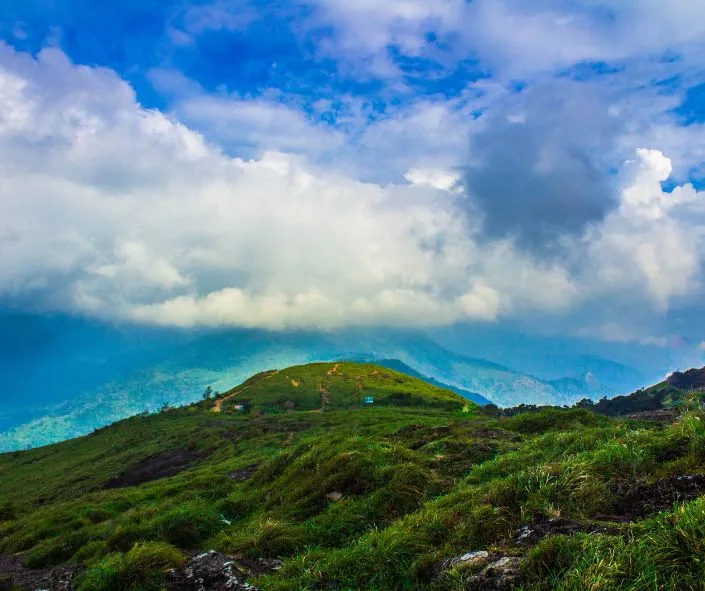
446,550,490,570
468,556,525,590
166,550,259,591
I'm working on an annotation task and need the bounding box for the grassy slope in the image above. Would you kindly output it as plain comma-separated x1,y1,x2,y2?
2,363,705,590
593,379,686,415
212,361,467,413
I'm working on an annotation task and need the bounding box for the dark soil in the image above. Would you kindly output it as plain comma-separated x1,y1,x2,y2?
0,554,80,591
228,463,260,481
625,409,678,422
104,449,201,488
387,424,452,449
610,474,705,519
513,518,620,547
470,428,521,441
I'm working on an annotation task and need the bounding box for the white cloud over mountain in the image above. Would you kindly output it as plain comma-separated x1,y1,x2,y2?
0,44,703,335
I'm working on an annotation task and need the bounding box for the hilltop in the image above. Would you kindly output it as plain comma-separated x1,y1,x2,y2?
2,364,705,591
207,362,468,414
575,366,705,418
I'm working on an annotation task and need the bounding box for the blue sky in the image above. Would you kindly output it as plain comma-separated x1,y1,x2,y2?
1,0,705,367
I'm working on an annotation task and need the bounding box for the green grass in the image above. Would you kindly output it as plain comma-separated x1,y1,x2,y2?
2,362,705,590
210,362,467,413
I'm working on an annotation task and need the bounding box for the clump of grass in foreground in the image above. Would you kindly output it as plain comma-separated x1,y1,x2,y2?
521,495,705,590
75,541,186,591
253,410,705,590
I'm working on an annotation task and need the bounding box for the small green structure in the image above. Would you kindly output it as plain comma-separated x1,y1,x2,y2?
364,395,375,405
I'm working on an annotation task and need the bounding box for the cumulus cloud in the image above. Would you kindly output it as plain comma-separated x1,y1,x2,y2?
304,0,705,79
0,45,704,334
0,45,581,330
462,79,618,249
586,148,703,306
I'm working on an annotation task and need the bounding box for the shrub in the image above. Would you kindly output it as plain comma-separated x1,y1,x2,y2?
214,517,304,558
75,541,186,591
504,408,607,435
149,500,223,547
0,502,15,521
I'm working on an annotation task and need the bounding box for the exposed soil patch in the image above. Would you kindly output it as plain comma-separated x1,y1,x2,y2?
318,380,330,409
610,474,705,519
213,385,251,413
514,517,620,547
471,427,521,442
105,449,202,488
236,556,284,578
0,554,80,591
389,424,452,449
625,409,678,422
228,463,260,481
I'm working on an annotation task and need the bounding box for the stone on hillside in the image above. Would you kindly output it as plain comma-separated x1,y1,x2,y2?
166,550,258,591
468,556,525,590
326,491,343,501
446,550,490,570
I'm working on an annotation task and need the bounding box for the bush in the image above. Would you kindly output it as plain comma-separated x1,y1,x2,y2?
149,500,223,547
0,502,15,521
214,517,304,558
75,541,186,591
504,408,607,435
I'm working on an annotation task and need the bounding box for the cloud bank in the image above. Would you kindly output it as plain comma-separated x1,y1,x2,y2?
0,44,703,335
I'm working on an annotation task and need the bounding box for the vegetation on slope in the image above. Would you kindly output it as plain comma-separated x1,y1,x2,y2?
209,362,467,414
1,362,705,590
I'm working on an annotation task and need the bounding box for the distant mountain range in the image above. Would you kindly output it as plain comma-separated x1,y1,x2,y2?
0,319,647,451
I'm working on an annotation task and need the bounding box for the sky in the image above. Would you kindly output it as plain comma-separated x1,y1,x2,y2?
1,0,705,366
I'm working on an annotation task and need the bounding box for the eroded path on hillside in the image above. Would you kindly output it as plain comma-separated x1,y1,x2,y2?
212,370,280,413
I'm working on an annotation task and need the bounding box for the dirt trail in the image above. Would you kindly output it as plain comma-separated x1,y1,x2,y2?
318,380,330,409
212,370,280,413
327,363,340,376
212,385,250,413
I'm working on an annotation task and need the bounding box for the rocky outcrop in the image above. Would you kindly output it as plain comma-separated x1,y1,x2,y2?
0,554,79,591
436,550,524,590
468,556,524,590
444,550,490,570
165,550,282,591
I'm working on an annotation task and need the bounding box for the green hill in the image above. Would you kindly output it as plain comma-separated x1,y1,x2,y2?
589,369,705,417
208,362,468,414
2,365,705,591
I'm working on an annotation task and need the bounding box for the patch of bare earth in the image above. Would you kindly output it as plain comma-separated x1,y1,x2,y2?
0,554,80,591
608,474,705,519
105,449,203,488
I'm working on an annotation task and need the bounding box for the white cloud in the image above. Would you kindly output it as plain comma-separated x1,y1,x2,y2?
0,45,580,330
173,93,346,158
306,0,467,75
0,45,704,335
586,148,703,306
263,0,705,82
404,168,460,191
